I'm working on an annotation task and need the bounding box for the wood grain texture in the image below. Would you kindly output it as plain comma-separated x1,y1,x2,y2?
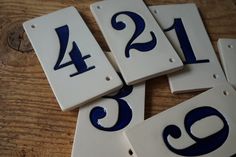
0,0,235,156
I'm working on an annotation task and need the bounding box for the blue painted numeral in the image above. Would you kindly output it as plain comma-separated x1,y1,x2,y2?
164,18,209,64
111,11,157,58
54,25,95,77
163,106,229,156
90,75,133,131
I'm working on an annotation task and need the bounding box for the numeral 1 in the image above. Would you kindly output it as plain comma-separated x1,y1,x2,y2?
54,25,95,77
164,18,209,64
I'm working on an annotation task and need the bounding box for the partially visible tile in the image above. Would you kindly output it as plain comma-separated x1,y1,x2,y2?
218,38,236,88
150,3,226,93
124,83,236,157
71,52,145,157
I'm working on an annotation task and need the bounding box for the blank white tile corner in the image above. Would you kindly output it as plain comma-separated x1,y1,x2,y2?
23,6,122,111
217,38,236,88
149,3,226,93
91,0,183,85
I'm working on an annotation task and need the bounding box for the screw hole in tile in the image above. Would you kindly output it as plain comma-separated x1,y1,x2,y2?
169,58,175,63
106,76,111,81
223,90,229,96
128,149,133,156
213,74,219,79
228,45,233,48
31,25,36,29
153,9,158,14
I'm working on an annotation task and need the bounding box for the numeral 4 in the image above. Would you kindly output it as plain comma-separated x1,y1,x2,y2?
54,25,95,77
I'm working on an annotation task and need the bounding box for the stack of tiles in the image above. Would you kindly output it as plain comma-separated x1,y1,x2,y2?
23,0,236,157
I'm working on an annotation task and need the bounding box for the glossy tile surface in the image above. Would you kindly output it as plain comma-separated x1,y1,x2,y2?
91,0,183,85
71,52,145,157
125,83,236,157
218,38,236,88
23,7,122,111
150,3,226,93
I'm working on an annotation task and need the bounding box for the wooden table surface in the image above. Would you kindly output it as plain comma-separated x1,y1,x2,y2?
0,0,235,156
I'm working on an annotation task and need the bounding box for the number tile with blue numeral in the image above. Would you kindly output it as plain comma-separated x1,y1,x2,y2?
124,83,236,157
71,52,145,157
149,3,226,93
23,6,123,111
90,0,183,85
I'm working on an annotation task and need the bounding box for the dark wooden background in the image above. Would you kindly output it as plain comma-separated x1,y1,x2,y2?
0,0,235,156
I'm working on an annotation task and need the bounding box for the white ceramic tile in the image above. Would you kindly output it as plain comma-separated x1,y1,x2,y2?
23,7,123,111
71,52,145,157
149,3,226,93
218,39,236,88
124,83,236,157
90,0,183,85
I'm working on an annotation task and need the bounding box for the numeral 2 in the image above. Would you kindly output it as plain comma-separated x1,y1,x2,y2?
54,25,95,77
90,75,133,131
163,106,229,156
164,18,209,64
111,11,157,58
